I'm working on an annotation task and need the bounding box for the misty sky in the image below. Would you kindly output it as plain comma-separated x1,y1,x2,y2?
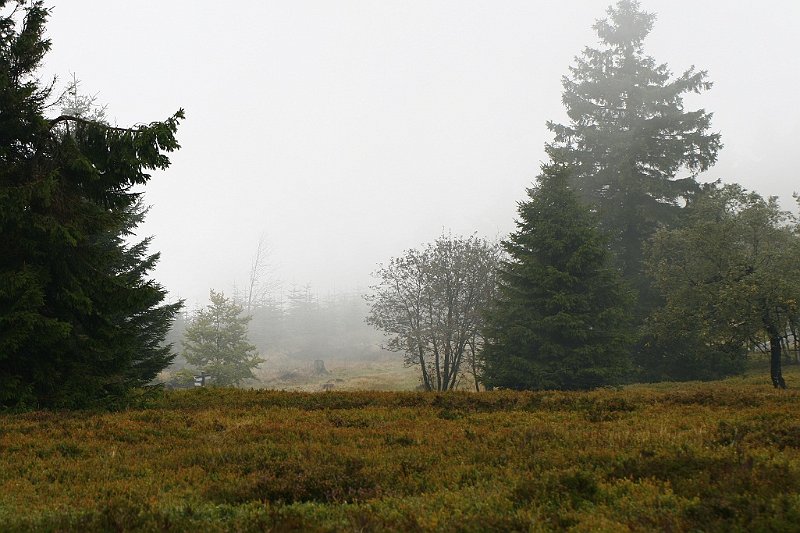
40,1,800,308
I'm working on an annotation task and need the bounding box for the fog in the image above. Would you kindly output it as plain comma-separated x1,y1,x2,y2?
41,0,800,308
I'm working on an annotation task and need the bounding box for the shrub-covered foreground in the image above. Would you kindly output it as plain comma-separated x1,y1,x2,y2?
1,368,799,531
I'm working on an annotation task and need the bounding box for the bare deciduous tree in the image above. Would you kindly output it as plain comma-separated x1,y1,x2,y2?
366,234,501,391
244,233,277,313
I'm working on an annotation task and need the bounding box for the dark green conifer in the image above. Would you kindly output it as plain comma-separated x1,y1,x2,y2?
546,0,721,317
0,1,184,408
483,163,632,390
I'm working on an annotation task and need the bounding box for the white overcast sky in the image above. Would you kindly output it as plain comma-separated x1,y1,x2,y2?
39,1,800,307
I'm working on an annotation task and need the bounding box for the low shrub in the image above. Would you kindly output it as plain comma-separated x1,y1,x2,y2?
0,366,798,531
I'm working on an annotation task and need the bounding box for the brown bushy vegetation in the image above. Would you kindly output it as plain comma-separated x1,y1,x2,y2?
1,367,799,531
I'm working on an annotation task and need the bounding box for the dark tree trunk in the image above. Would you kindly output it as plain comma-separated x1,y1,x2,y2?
470,343,481,392
769,333,787,389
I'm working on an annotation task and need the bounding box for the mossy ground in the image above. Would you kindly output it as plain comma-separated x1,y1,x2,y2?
1,366,798,531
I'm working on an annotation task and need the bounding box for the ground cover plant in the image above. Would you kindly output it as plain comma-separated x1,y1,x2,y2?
0,366,798,531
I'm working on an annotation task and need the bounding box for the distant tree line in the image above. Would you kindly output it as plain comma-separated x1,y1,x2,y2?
165,285,388,387
249,286,387,363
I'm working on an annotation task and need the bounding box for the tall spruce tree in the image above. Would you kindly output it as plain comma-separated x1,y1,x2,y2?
482,163,633,390
546,0,721,316
0,1,184,408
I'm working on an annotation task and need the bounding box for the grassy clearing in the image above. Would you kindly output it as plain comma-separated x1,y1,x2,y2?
252,357,421,392
1,367,799,531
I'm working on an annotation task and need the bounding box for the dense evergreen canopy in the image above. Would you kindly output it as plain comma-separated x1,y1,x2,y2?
546,0,722,315
482,163,633,390
0,1,184,407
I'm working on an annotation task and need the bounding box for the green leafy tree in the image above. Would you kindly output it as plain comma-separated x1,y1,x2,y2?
646,184,800,388
0,1,184,408
546,0,722,316
183,290,263,386
482,163,633,390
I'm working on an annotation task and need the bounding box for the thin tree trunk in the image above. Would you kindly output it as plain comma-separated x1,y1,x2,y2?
415,343,431,391
470,341,480,392
769,332,787,389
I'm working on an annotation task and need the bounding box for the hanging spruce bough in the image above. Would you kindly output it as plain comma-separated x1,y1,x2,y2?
182,291,263,387
482,163,633,391
546,0,722,314
0,1,184,408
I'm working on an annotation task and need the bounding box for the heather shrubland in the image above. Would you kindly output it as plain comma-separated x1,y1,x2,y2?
1,366,799,531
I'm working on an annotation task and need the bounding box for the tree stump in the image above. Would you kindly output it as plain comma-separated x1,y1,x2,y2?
312,359,329,375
